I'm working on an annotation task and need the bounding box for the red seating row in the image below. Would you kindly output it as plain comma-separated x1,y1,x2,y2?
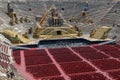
25,55,52,66
72,46,96,53
94,45,120,58
60,61,95,74
112,44,120,49
41,77,64,80
13,51,21,64
24,49,47,57
52,53,82,63
102,50,120,58
94,45,118,51
14,57,21,64
91,59,120,71
108,70,120,80
26,64,60,77
70,73,108,80
13,50,21,57
79,51,108,60
48,48,73,55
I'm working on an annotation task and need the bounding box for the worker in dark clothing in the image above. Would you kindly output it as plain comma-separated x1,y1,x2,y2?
6,71,10,78
10,71,15,79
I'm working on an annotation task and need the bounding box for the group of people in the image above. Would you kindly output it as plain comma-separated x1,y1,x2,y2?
6,71,15,79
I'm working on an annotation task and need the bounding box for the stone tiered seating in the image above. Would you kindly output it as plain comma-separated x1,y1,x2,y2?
0,53,10,63
100,1,120,26
0,61,8,69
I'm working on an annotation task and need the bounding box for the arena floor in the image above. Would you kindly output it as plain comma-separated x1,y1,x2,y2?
13,44,120,80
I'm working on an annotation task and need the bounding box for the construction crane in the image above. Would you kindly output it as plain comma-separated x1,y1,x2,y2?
39,1,50,26
39,4,65,26
39,10,50,25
